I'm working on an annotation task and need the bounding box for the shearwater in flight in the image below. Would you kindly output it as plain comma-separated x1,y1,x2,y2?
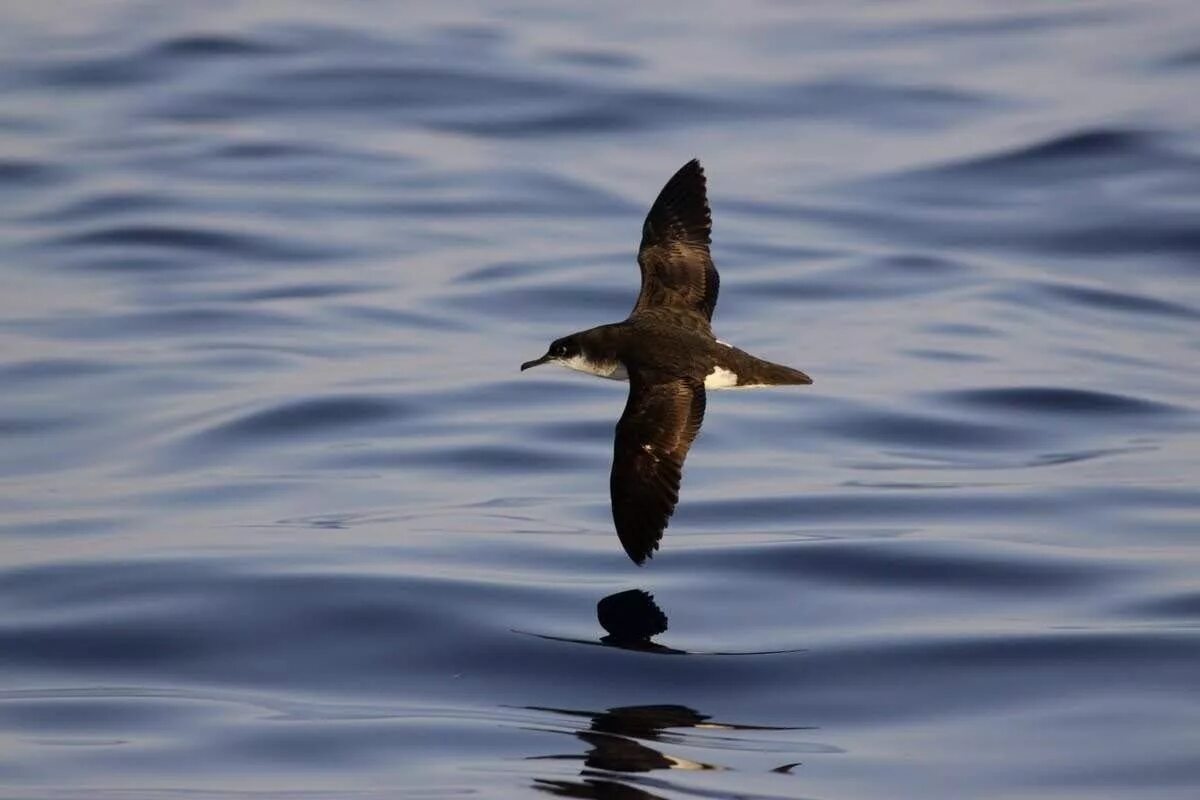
521,159,811,564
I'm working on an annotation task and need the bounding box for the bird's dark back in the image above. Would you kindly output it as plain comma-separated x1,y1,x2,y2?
621,309,718,380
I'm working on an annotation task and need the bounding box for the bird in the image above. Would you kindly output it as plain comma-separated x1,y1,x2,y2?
520,159,811,564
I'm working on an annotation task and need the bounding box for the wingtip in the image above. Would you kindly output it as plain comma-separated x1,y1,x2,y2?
641,159,712,253
620,538,658,566
626,547,651,567
679,158,705,181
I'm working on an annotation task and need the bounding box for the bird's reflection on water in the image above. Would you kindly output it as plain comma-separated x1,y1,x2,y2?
525,590,811,797
528,702,805,798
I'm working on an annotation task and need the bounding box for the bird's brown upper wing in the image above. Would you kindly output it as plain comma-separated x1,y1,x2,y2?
610,373,706,564
633,159,719,322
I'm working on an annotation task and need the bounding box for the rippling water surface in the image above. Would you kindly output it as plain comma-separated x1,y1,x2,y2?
3,1,1199,797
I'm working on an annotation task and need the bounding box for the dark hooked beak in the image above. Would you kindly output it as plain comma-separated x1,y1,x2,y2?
520,353,552,371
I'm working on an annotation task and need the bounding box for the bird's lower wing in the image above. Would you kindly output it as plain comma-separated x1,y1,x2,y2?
610,374,706,564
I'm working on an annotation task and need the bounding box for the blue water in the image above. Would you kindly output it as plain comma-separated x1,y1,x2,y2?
2,2,1199,797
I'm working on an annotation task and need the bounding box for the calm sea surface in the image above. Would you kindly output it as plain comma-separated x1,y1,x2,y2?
2,2,1199,798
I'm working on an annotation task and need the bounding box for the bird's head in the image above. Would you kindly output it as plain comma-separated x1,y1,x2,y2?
520,335,581,371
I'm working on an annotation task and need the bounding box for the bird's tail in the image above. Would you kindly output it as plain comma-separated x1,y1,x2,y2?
725,349,813,387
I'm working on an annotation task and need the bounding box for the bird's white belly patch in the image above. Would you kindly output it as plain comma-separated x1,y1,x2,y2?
706,364,773,390
561,354,628,381
704,366,740,389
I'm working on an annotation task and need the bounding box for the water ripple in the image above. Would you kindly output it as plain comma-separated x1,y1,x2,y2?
52,224,337,264
938,386,1182,416
1032,282,1200,320
200,396,409,443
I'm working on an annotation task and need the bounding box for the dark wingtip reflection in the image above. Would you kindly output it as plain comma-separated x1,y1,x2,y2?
592,589,682,654
597,589,668,644
513,589,681,653
516,589,802,656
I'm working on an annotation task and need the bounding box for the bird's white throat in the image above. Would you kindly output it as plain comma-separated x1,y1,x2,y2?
559,354,629,381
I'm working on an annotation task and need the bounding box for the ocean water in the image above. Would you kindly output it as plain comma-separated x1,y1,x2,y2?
2,1,1199,797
